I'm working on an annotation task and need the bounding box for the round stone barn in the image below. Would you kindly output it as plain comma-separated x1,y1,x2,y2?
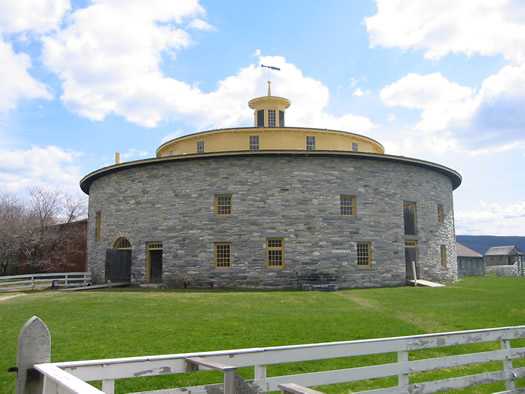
81,89,461,289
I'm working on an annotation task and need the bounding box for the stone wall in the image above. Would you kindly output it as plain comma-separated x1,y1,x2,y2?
457,257,485,276
86,154,457,288
485,263,521,276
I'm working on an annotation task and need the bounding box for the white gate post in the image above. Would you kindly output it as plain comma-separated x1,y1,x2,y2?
501,339,516,391
15,316,51,394
397,350,409,387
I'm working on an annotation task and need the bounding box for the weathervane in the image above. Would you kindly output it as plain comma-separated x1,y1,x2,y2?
261,64,280,96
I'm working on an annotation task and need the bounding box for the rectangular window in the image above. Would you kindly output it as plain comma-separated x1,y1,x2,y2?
403,201,417,235
215,243,232,268
267,238,284,268
340,195,356,216
279,110,285,127
357,242,371,267
250,135,259,151
352,142,358,152
440,245,447,267
215,195,232,216
268,109,276,127
95,211,101,242
197,141,204,153
257,110,264,127
438,204,444,224
306,136,316,151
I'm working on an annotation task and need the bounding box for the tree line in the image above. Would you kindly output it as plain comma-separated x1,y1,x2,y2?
0,187,87,275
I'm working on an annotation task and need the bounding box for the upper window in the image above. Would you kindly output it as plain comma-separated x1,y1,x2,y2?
340,195,356,216
438,204,444,224
306,136,316,151
403,201,417,235
257,110,264,127
95,211,101,243
440,245,447,267
215,195,232,216
197,141,204,153
352,142,358,152
357,242,371,267
279,110,285,127
215,243,232,269
268,109,276,127
250,135,260,151
267,238,284,268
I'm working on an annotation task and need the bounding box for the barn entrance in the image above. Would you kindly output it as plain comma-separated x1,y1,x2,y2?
105,238,132,282
147,242,163,283
405,240,419,281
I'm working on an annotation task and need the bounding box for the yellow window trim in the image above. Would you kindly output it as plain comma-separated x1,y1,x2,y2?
215,242,232,269
114,237,131,249
267,238,284,268
340,195,356,216
147,242,163,250
356,242,371,267
146,241,163,283
438,204,444,224
95,211,101,243
215,194,232,216
440,245,447,267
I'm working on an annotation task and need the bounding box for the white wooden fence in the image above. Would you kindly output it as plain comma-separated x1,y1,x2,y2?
13,317,525,394
0,272,91,291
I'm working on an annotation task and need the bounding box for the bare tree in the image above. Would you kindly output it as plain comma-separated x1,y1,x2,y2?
61,191,88,223
0,187,88,274
0,193,27,274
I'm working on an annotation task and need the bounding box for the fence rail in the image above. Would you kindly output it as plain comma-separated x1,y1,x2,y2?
0,272,91,292
14,317,525,394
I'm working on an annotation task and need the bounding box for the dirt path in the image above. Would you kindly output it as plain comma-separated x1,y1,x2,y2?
335,291,448,333
0,294,26,302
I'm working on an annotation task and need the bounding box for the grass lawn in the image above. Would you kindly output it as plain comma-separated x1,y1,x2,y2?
1,276,524,393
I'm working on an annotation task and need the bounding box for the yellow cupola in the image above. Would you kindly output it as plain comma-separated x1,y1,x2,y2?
248,81,291,127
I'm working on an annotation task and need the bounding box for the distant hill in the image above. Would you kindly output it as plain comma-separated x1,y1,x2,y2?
456,235,525,255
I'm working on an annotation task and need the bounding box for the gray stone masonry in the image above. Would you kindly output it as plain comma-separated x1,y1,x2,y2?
86,155,457,288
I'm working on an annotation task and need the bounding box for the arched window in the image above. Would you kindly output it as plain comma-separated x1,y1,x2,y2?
114,237,131,250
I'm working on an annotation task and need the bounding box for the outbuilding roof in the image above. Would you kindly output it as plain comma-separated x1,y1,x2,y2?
456,242,482,258
484,245,524,256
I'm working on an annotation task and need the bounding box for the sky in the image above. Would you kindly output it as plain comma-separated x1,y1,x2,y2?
0,0,524,236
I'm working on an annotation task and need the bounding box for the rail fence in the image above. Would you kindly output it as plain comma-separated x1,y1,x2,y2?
0,272,91,292
12,317,525,393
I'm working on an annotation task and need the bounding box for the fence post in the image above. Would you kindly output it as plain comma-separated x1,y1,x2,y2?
397,350,409,387
412,261,417,286
501,339,516,391
15,316,51,394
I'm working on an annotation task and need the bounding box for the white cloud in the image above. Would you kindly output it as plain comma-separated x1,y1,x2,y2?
0,0,66,113
380,72,476,132
0,146,83,193
39,3,374,136
456,201,525,235
42,0,205,127
161,130,184,144
379,66,525,152
353,88,364,97
0,0,70,34
120,148,149,160
0,40,52,112
187,18,215,31
365,0,525,63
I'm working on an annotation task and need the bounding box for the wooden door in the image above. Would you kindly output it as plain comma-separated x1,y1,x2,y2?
105,249,131,282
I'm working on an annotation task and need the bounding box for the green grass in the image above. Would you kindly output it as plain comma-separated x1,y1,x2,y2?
1,277,524,393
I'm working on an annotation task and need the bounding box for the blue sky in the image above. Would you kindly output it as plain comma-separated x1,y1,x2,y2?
1,0,524,235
